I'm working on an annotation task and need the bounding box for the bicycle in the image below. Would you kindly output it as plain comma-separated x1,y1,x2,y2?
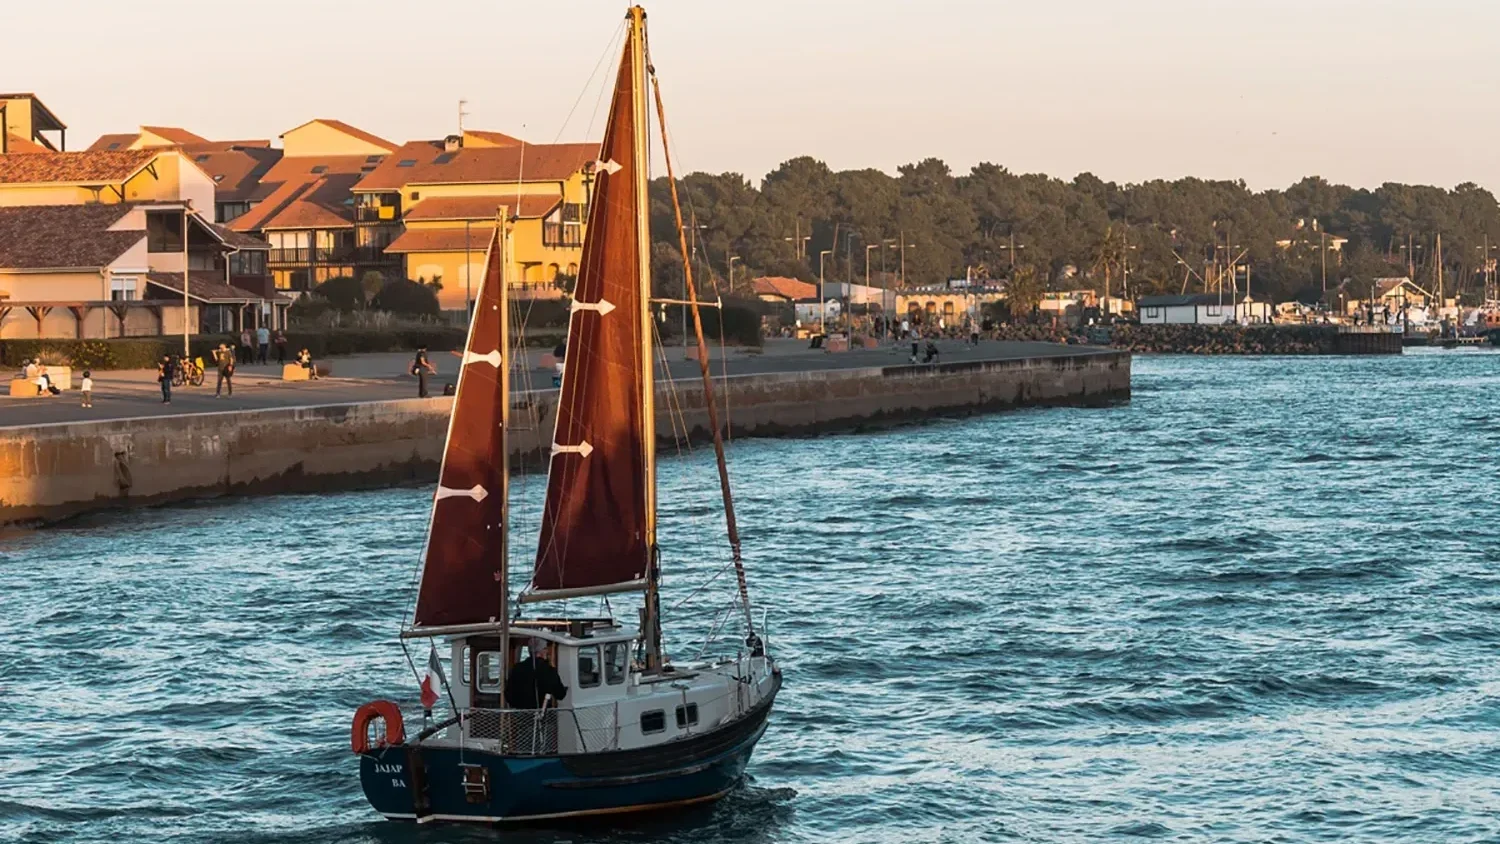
172,356,206,387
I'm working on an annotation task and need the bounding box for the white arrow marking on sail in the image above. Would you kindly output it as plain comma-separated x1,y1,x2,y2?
435,484,489,502
571,299,616,316
595,158,622,175
551,441,594,458
461,349,502,368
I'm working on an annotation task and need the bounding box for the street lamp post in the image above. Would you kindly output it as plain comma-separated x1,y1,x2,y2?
727,254,740,293
818,249,833,333
182,205,191,358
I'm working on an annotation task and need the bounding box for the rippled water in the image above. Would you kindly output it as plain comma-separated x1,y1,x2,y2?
7,350,1500,843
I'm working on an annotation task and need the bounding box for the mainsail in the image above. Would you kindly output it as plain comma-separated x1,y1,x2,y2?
411,227,510,628
530,20,653,598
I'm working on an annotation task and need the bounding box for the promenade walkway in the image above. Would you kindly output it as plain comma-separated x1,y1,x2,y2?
0,338,1100,428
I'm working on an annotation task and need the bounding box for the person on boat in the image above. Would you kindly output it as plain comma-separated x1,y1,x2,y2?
505,640,568,710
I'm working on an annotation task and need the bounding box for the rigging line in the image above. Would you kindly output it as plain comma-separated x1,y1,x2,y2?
648,60,756,641
668,561,733,612
649,317,690,457
550,20,627,145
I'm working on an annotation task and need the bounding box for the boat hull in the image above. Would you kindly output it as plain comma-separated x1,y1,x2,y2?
359,675,778,823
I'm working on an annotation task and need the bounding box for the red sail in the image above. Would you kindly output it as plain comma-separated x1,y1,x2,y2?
412,228,509,627
531,31,650,595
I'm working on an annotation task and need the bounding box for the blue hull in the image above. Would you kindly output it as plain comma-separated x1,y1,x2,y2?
359,678,778,823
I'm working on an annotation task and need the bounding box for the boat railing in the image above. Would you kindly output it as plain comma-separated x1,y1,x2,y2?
459,702,620,756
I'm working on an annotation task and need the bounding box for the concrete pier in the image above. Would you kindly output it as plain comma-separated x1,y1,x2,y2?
0,347,1128,526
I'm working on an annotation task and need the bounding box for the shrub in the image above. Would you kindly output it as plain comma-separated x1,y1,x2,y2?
371,279,441,318
315,276,366,312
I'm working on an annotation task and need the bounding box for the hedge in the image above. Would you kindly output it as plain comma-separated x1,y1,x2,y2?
0,327,467,371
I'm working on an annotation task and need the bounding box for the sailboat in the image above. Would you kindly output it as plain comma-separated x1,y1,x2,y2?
350,6,780,823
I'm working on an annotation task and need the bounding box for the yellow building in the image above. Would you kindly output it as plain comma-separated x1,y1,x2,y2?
228,119,398,291
0,93,68,152
356,131,598,310
0,147,217,211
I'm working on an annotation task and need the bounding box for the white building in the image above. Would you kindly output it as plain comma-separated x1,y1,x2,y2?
1139,294,1272,325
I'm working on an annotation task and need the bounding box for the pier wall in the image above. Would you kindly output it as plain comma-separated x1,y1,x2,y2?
0,350,1128,525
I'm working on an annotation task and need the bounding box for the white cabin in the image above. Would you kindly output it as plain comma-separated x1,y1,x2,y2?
436,619,777,756
1139,294,1272,325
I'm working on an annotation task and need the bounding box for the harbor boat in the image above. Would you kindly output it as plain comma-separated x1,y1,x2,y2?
350,5,779,824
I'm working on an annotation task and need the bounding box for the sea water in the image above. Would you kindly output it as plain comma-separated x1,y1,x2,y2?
5,350,1500,843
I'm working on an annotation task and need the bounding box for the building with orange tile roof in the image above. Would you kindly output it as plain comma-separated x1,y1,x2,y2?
353,132,598,308
217,120,398,292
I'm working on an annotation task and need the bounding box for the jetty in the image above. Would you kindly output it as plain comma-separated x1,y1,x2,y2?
0,340,1127,526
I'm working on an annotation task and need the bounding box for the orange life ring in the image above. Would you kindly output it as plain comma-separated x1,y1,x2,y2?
351,700,405,754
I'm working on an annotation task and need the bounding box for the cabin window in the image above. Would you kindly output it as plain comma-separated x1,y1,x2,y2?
1144,307,1160,319
577,646,601,688
1206,305,1223,317
476,651,504,693
604,642,628,685
675,703,699,728
640,710,666,734
461,646,471,684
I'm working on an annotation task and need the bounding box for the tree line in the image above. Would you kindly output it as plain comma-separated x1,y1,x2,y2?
646,157,1500,306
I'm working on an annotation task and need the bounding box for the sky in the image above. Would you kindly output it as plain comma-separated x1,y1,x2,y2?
8,0,1500,191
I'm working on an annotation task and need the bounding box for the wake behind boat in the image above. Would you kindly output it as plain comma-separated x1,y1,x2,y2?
350,5,780,824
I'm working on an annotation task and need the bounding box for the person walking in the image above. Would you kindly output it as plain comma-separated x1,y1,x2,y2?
273,330,288,365
213,343,235,398
80,370,93,408
158,355,174,404
256,324,270,365
411,345,437,398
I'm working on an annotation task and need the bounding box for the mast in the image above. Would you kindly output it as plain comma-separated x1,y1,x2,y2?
498,211,511,668
630,5,664,671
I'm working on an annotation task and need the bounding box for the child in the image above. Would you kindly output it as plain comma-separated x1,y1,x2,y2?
80,370,93,408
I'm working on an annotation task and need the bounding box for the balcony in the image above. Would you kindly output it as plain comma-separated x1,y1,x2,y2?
543,222,584,248
355,245,401,264
356,205,400,223
268,247,310,264
269,247,362,264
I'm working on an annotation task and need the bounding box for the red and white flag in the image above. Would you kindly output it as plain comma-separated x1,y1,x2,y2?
419,645,447,711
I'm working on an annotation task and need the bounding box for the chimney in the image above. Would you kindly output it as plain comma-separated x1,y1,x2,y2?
444,134,462,153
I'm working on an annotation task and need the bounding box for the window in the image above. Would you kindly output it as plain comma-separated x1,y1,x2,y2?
106,142,121,150
461,646,471,684
433,152,456,165
365,154,384,164
410,191,421,201
310,165,328,174
1144,307,1160,319
640,710,665,734
476,651,503,693
1206,305,1223,317
397,159,417,168
194,154,211,162
577,646,600,688
604,642,627,685
110,276,138,301
675,703,699,728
